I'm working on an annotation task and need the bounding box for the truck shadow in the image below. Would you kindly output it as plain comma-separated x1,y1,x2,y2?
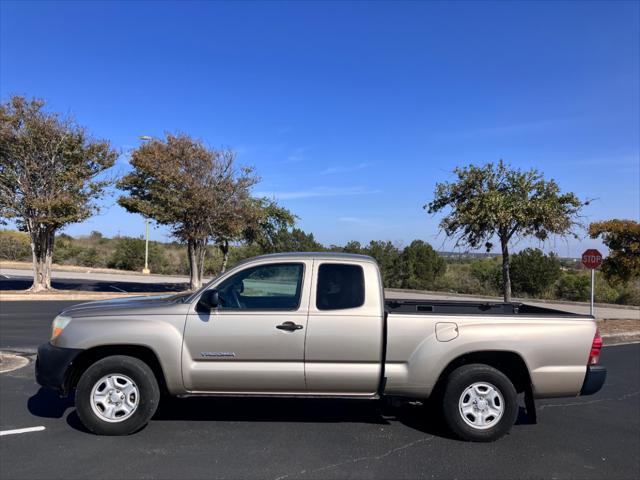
29,389,533,439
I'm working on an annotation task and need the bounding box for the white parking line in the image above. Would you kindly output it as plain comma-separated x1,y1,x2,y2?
110,285,127,292
0,426,46,436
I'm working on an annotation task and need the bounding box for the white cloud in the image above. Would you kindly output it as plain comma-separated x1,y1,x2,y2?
321,162,371,175
255,186,380,200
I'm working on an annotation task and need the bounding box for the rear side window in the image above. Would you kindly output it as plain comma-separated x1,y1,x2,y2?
316,263,365,310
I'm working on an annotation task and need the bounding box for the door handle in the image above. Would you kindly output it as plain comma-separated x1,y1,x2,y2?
276,321,303,332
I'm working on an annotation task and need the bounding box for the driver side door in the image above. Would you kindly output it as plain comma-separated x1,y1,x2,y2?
182,261,311,393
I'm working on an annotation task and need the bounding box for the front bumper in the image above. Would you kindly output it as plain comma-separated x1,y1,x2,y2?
580,365,607,396
35,343,83,394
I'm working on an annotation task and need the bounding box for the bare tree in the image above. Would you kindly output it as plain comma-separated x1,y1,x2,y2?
0,96,117,291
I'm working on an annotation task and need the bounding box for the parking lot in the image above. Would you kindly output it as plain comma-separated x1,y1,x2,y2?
0,300,638,479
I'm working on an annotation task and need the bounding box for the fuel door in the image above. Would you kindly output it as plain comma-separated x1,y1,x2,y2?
436,322,459,342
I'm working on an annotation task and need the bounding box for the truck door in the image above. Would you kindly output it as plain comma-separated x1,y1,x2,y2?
304,260,384,395
182,261,311,393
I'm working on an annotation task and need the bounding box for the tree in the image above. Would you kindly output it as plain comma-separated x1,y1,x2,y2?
269,228,324,252
108,237,168,273
238,198,296,257
364,240,402,287
426,160,583,302
118,133,258,289
588,219,640,283
399,240,446,290
508,248,561,297
0,96,117,291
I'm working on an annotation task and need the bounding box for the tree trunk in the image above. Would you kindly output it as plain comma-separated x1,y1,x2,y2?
29,226,55,292
187,238,206,290
500,237,512,303
219,240,230,273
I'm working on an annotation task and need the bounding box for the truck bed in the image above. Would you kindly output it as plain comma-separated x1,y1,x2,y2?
384,298,590,317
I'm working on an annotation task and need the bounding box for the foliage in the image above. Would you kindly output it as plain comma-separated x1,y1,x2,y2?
242,198,296,253
555,272,590,301
508,248,561,296
0,96,117,290
365,240,403,288
108,237,169,273
117,133,258,288
0,229,31,261
269,228,324,252
399,240,447,290
469,257,501,292
426,160,583,302
589,219,640,282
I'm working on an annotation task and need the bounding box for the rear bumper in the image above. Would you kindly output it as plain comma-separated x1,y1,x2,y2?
35,343,83,394
580,365,607,396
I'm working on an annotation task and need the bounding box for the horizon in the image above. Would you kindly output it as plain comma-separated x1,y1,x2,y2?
1,0,638,257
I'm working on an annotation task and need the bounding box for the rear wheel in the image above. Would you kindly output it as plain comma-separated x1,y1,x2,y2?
75,355,160,435
442,364,518,442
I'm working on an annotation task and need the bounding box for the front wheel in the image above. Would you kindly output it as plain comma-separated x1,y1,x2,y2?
442,364,518,442
75,355,160,435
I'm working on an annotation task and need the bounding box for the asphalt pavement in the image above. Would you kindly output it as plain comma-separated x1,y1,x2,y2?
0,301,639,479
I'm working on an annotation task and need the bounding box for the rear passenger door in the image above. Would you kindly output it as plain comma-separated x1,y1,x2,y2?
304,260,384,395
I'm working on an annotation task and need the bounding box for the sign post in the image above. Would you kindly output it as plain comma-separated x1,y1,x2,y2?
581,249,603,316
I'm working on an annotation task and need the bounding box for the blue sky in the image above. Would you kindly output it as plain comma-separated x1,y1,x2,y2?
1,0,638,257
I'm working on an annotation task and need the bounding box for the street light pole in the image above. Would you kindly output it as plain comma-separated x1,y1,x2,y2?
143,218,150,275
140,135,153,275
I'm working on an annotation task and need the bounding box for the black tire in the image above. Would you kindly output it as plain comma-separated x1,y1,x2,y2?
75,355,160,435
441,364,518,442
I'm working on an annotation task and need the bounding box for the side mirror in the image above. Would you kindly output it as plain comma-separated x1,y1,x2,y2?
198,289,219,310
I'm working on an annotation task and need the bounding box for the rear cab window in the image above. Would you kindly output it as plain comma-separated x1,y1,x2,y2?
316,263,365,310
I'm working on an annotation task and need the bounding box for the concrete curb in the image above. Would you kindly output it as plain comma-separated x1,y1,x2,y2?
0,352,30,373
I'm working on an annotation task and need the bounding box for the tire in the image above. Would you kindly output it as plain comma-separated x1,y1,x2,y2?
441,364,518,442
75,355,160,435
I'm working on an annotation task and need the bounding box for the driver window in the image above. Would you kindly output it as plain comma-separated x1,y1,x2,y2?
216,263,304,310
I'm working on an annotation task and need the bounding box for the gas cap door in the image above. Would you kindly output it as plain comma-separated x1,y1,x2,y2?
435,322,459,342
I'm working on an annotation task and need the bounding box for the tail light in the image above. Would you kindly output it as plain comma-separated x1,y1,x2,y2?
588,329,603,365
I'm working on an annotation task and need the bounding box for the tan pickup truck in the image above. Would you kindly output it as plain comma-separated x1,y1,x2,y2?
36,252,606,441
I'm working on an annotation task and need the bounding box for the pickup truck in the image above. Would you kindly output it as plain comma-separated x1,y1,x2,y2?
36,252,606,441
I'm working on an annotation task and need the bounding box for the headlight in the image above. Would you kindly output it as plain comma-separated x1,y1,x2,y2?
51,315,72,340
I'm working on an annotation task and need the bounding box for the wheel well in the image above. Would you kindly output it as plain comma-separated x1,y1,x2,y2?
65,345,168,395
433,351,532,395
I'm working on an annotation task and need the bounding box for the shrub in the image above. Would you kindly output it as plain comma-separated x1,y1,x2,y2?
509,248,561,297
555,272,590,301
399,240,446,290
108,237,169,273
0,229,31,261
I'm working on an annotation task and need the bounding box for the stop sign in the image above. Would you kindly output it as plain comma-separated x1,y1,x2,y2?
582,249,603,269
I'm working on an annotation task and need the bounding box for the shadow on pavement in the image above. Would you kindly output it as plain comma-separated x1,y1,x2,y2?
27,387,75,418
1,277,189,293
29,389,534,439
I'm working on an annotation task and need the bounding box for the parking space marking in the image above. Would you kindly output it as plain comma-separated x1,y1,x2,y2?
110,285,127,292
0,426,46,436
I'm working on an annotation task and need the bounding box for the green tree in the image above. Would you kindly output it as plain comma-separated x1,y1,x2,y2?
509,248,561,297
426,160,583,302
270,228,324,252
118,133,258,289
240,198,296,258
108,237,168,273
342,240,364,254
399,240,446,290
364,240,402,287
555,272,590,301
588,219,640,282
0,96,117,291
